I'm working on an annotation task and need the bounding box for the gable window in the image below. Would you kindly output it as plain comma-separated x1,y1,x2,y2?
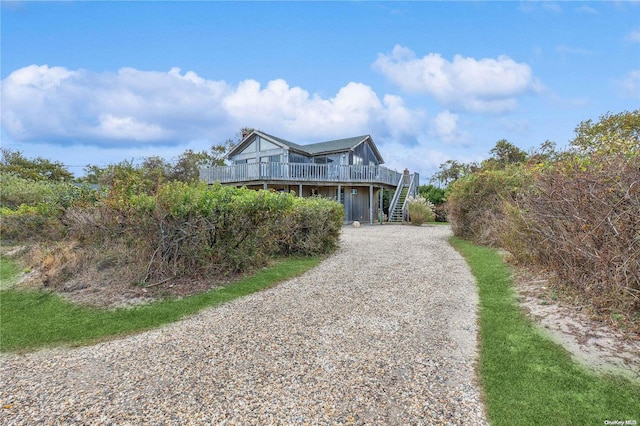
259,138,279,151
239,140,257,154
353,141,379,166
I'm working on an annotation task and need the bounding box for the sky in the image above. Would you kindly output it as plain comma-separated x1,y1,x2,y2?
1,1,639,180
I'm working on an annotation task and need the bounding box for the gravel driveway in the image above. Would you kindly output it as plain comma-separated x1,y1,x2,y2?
1,225,487,425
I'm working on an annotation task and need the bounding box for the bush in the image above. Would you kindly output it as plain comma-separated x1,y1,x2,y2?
5,173,344,293
0,205,67,242
418,184,447,221
505,153,640,317
62,183,344,287
443,111,640,328
446,166,531,245
406,195,434,226
279,196,344,255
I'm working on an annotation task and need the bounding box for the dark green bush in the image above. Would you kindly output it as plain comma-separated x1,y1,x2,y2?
279,196,344,255
62,182,343,285
4,173,343,290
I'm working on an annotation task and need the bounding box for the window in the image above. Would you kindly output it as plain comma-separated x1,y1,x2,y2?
290,153,312,163
239,140,257,154
259,138,279,151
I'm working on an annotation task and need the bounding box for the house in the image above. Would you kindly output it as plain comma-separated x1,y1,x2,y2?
200,130,419,224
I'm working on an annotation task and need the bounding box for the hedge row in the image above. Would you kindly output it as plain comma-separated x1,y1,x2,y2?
1,180,344,287
446,152,639,321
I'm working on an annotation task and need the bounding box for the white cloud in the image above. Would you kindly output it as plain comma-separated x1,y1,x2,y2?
556,44,595,56
431,110,470,144
379,94,426,141
1,65,230,143
94,114,168,141
618,69,640,98
372,45,541,113
1,64,430,147
575,5,598,14
625,30,640,43
542,3,562,13
519,2,562,14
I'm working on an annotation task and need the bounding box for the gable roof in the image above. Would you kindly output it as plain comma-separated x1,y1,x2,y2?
227,130,384,163
302,135,369,155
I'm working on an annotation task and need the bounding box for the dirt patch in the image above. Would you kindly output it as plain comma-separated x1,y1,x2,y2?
512,266,640,382
6,243,226,308
16,268,222,308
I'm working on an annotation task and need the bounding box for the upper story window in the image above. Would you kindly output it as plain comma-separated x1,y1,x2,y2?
259,138,279,151
289,152,312,163
353,141,379,166
238,140,257,154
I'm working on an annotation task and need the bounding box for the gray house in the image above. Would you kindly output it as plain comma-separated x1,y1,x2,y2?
200,130,419,224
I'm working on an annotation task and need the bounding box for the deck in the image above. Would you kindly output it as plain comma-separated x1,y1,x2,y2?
200,162,402,187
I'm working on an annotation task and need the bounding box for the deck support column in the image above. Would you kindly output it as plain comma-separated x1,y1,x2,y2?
379,186,383,223
369,185,374,225
337,185,341,204
263,183,267,190
299,183,303,197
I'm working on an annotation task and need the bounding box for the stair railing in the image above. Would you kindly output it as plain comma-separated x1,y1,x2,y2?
401,173,419,222
387,174,405,222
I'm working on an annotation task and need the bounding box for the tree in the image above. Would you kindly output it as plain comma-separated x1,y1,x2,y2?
483,139,528,169
570,110,639,156
169,150,213,182
418,184,446,205
0,148,74,181
431,160,475,187
529,140,560,164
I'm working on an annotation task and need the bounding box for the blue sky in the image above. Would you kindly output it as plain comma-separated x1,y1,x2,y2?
1,1,639,179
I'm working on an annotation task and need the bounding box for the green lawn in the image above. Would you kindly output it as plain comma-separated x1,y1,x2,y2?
450,237,640,425
0,256,321,352
0,255,21,289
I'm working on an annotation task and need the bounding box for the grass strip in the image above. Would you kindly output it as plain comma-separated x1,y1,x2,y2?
0,256,321,353
450,237,640,425
0,256,22,289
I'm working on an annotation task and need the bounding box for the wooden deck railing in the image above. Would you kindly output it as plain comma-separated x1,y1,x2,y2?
200,162,402,186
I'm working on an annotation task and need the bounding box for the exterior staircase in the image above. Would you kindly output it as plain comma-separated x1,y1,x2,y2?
387,171,419,223
388,186,409,222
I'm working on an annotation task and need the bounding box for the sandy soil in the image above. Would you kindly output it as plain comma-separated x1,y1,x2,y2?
513,267,640,382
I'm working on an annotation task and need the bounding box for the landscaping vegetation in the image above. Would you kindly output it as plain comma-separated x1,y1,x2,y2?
1,150,343,304
444,110,640,332
451,237,640,425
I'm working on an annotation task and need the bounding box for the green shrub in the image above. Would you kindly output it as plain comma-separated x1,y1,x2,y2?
279,196,344,255
0,172,97,210
0,205,67,242
444,110,640,329
61,182,343,288
9,175,344,293
418,184,447,221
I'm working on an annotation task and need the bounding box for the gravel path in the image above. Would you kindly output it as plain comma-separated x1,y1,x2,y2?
1,225,487,425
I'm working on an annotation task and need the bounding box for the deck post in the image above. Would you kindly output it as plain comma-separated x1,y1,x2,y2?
263,183,267,190
369,185,374,225
379,186,383,223
299,183,303,197
337,184,341,204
